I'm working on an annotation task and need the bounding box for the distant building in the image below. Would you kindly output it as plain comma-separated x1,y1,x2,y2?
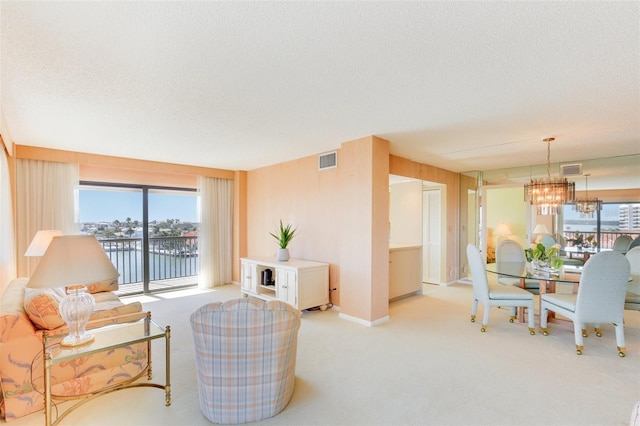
619,204,640,231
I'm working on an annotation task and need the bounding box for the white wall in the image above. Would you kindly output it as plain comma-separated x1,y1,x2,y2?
389,179,422,245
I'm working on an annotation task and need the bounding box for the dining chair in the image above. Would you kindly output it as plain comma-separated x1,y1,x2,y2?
495,239,539,293
540,251,630,356
624,247,640,312
541,234,583,266
613,235,633,254
540,234,556,248
466,244,535,334
627,236,640,252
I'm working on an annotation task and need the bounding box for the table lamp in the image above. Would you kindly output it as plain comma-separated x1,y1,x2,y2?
494,223,512,236
27,235,119,347
533,224,550,243
24,230,62,256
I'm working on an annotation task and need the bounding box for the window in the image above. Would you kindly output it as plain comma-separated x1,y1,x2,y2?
78,183,199,295
562,202,640,250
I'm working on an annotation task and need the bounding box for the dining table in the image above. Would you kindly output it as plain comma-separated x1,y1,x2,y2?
562,246,598,262
485,261,582,323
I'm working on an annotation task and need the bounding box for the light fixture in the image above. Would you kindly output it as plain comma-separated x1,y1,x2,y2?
27,235,119,347
524,137,575,215
24,230,62,256
574,174,601,218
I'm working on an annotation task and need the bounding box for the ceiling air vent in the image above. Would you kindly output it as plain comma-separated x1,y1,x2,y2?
561,163,582,176
318,151,337,170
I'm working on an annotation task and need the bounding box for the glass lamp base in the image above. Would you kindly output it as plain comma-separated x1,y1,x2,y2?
59,286,95,347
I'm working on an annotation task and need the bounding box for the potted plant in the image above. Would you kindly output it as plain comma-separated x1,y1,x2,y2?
270,220,297,261
524,243,563,270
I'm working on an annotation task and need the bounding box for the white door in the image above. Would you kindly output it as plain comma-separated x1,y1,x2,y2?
423,189,441,284
275,268,297,307
241,261,257,294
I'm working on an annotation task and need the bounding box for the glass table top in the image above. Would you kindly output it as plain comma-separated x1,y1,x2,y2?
485,261,582,284
46,317,165,363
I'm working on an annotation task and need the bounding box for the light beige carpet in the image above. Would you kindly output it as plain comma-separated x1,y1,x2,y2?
6,283,639,426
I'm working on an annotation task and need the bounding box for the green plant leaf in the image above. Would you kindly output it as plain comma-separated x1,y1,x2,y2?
270,220,297,249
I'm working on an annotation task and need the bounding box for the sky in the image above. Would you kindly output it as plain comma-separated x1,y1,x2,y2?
79,189,198,223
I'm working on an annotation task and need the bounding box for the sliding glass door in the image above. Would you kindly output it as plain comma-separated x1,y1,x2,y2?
78,183,199,295
561,202,640,250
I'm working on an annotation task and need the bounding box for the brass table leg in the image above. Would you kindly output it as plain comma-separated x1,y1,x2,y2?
43,331,51,426
165,325,171,406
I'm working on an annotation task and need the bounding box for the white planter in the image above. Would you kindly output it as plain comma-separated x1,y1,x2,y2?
276,248,290,262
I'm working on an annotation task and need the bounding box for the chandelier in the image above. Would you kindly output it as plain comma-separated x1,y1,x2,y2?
524,137,575,215
574,173,601,218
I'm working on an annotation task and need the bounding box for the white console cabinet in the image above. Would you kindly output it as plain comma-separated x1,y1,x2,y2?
241,257,329,311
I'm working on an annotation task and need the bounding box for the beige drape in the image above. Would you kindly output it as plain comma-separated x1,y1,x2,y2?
0,147,16,294
16,159,79,277
197,176,233,288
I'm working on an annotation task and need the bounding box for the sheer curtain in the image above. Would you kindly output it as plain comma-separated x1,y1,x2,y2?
0,147,16,294
198,176,233,288
16,159,79,277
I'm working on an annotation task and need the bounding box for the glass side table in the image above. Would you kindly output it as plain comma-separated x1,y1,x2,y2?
42,312,170,426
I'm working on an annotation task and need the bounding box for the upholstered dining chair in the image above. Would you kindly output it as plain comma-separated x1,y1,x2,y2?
539,234,556,247
628,236,640,252
495,239,539,293
613,235,633,254
624,247,640,312
540,251,630,356
190,298,302,424
467,244,535,334
540,234,584,266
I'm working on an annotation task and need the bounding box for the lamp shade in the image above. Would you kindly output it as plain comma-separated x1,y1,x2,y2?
24,230,62,257
533,224,550,235
27,235,119,289
494,223,512,236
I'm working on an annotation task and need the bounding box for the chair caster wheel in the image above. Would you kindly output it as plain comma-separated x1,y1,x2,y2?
576,349,582,355
619,351,625,357
480,327,486,332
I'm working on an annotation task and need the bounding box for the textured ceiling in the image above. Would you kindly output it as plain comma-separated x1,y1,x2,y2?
1,1,639,187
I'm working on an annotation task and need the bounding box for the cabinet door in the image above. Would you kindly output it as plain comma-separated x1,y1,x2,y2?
241,261,257,294
275,268,297,307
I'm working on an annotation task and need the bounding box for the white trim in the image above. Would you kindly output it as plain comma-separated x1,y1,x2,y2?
338,312,390,327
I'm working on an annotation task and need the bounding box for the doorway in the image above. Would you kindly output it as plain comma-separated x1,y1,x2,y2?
422,188,441,284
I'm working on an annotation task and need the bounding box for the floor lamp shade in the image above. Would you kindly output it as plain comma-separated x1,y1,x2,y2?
27,235,120,346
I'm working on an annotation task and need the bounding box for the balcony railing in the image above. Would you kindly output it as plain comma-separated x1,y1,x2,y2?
563,231,639,250
99,236,199,293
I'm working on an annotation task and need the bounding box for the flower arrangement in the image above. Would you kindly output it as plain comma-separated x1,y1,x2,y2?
524,243,564,270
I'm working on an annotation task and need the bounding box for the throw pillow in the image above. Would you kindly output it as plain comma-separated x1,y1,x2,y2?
23,287,66,330
84,278,119,294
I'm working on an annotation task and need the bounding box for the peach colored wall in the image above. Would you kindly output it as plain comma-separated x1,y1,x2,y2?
389,155,460,283
246,148,343,304
245,135,391,323
338,136,390,323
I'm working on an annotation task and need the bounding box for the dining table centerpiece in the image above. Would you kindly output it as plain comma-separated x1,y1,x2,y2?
524,243,564,271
